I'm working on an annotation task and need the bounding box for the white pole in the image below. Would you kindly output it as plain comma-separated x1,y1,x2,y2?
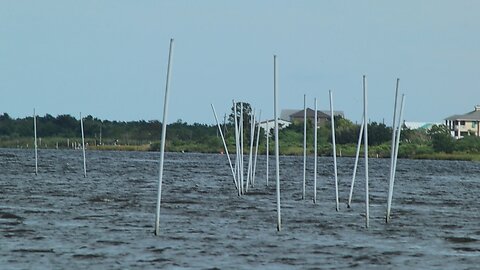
386,94,406,223
274,55,281,231
246,111,255,192
363,75,369,228
80,112,87,178
155,38,174,236
314,98,318,204
240,102,245,193
329,90,339,211
211,104,238,190
233,100,242,195
252,111,262,187
302,94,307,200
347,116,364,208
266,120,269,187
387,79,400,211
33,109,38,176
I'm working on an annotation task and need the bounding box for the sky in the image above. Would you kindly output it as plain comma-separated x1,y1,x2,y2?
1,0,479,125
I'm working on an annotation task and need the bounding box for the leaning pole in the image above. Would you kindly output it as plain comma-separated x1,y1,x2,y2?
155,38,174,236
80,112,87,178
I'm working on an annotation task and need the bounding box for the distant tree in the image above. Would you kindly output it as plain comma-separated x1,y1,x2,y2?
428,124,455,153
228,101,254,144
368,122,392,145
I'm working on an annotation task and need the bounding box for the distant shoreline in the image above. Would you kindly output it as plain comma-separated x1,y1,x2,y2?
2,145,479,162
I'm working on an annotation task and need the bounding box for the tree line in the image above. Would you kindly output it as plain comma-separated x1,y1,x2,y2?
1,109,480,160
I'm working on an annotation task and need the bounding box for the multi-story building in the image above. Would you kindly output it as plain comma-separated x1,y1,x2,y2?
445,105,480,138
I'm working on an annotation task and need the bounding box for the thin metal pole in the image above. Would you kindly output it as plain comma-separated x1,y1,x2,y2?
155,38,173,236
347,116,364,208
33,109,38,176
266,120,269,187
240,102,245,193
80,113,87,178
233,100,242,195
314,98,318,204
211,104,238,190
329,90,339,211
274,55,281,231
252,111,262,187
302,94,307,200
363,75,369,228
388,79,400,212
246,111,255,192
386,94,406,223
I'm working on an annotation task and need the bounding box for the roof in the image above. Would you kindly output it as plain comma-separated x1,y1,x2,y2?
445,106,480,121
290,108,343,118
404,122,441,130
280,109,299,121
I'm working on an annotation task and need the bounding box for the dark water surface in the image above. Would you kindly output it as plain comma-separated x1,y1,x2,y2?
1,149,479,269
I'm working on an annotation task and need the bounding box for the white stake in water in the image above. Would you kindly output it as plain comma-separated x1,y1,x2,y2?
387,79,400,213
252,111,262,187
302,94,307,200
273,55,281,231
80,112,87,178
155,38,174,236
33,109,38,176
246,110,255,192
314,98,318,204
386,94,406,223
211,104,238,191
233,100,242,195
329,90,339,211
347,116,364,208
240,102,245,193
266,119,269,187
363,75,370,228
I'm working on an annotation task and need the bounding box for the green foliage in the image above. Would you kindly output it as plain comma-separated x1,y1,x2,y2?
428,125,455,153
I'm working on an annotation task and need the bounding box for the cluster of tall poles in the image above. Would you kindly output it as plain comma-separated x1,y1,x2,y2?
154,39,406,235
32,109,87,178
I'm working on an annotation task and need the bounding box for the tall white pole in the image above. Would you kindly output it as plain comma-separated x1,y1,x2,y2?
363,75,369,228
80,112,87,178
211,104,238,190
266,121,269,187
240,102,245,193
347,116,364,208
246,111,255,192
233,100,242,195
329,90,339,211
314,98,318,204
388,79,400,210
155,38,174,236
302,94,307,200
252,111,262,187
386,94,406,223
274,55,281,231
33,109,38,176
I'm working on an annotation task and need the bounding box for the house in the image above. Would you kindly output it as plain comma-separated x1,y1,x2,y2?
258,119,291,136
445,105,480,138
281,108,344,125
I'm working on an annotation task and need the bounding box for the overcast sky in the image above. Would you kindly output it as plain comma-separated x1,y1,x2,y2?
1,1,479,125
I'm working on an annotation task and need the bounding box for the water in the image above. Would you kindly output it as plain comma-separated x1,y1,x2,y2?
1,149,479,269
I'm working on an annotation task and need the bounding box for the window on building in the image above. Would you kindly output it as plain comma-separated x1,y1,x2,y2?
460,121,465,126
473,122,477,128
